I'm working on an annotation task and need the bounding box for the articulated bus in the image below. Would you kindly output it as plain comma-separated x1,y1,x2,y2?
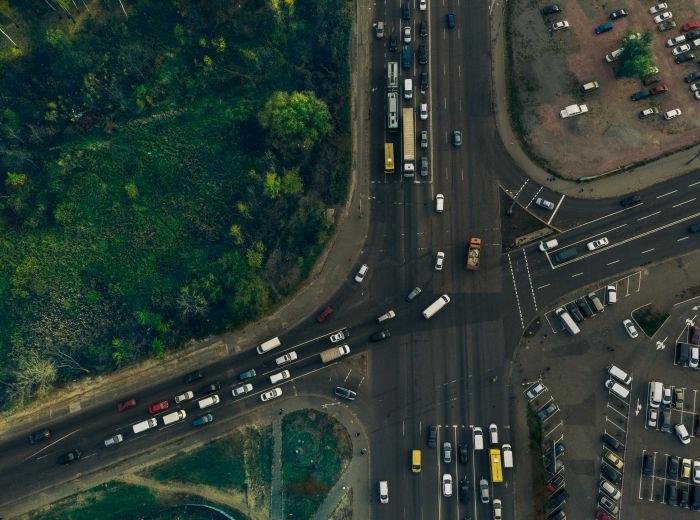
387,92,399,132
384,143,395,173
489,448,503,483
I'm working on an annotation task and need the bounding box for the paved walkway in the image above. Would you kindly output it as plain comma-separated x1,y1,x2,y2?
490,2,700,199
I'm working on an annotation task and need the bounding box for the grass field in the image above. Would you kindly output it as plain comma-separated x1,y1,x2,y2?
282,409,352,518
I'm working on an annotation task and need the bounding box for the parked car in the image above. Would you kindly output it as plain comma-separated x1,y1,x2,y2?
648,408,658,428
541,4,561,15
435,251,445,271
200,382,221,395
420,130,428,148
117,398,137,412
420,71,428,90
669,457,681,478
537,402,558,421
480,478,490,503
28,428,52,445
459,442,469,464
260,387,282,402
330,329,349,343
631,90,651,101
419,21,427,37
674,387,685,409
639,107,659,119
668,34,687,47
649,84,668,95
609,9,627,20
642,75,660,85
232,383,253,397
566,303,584,323
682,20,700,32
420,156,428,177
334,387,357,400
239,369,256,381
649,3,668,15
547,474,564,493
406,286,422,302
316,306,334,323
443,442,452,463
370,330,391,342
551,21,569,31
535,197,555,210
427,425,437,448
389,33,398,52
664,108,682,120
675,52,695,64
623,319,639,338
658,20,676,31
401,3,410,20
442,473,453,497
403,25,411,43
174,391,194,404
595,22,614,34
676,424,691,444
654,12,673,24
525,382,545,399
601,463,622,484
682,458,692,479
605,451,624,470
602,432,624,451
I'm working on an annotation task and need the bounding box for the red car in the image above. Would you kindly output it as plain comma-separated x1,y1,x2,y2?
649,84,668,95
316,306,334,323
682,20,700,32
148,400,169,414
546,474,564,493
595,509,610,520
117,398,137,412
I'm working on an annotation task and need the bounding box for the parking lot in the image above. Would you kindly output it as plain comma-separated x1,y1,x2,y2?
508,0,700,177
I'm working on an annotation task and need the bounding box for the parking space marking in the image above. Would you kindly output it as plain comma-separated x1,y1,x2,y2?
547,194,566,225
544,420,563,439
526,186,543,209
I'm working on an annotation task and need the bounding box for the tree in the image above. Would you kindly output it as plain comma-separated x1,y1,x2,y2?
617,31,654,78
258,91,332,158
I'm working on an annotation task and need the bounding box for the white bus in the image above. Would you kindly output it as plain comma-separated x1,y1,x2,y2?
387,92,399,132
257,336,282,354
555,307,580,335
422,294,451,319
387,62,399,91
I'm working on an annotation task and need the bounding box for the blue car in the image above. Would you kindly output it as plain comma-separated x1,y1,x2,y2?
192,414,213,427
239,368,257,380
446,12,455,28
595,21,613,34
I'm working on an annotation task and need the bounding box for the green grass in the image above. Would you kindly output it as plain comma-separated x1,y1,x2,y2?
147,437,247,492
248,424,273,486
281,409,352,518
632,306,670,337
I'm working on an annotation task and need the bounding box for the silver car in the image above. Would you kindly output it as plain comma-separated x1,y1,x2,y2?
480,478,490,503
535,197,555,210
443,442,452,463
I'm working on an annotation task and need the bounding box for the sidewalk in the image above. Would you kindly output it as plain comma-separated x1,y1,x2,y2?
490,2,700,200
0,0,373,434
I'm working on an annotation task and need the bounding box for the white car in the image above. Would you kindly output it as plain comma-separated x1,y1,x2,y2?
232,383,253,397
673,43,691,55
649,3,667,14
691,82,700,92
535,197,555,210
693,460,700,484
623,319,639,338
526,382,545,399
420,103,428,120
690,346,699,369
275,351,298,366
654,11,672,24
403,26,411,43
435,251,445,271
480,478,490,503
667,34,686,47
493,499,503,520
419,0,426,10
551,21,569,31
539,238,559,252
648,408,658,428
662,386,673,406
330,329,348,343
695,91,700,100
489,423,499,444
261,387,282,402
586,237,609,250
379,480,389,504
442,474,453,497
664,108,682,120
354,264,368,283
174,390,194,404
676,423,691,445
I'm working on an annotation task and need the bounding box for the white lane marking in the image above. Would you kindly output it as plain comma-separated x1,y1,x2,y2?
564,203,644,233
689,180,700,187
678,236,689,242
656,190,678,199
526,186,543,209
637,211,661,221
641,248,655,254
507,253,525,328
563,224,627,250
571,272,583,278
548,194,566,225
606,260,620,266
537,283,551,290
672,198,696,208
523,249,538,311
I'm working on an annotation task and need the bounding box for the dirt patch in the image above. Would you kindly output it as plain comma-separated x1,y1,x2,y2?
509,0,700,178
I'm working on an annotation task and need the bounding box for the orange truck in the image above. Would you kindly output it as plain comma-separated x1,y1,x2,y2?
466,237,482,270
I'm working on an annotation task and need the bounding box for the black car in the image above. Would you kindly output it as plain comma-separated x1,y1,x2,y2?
609,9,627,20
681,487,690,508
28,428,52,445
675,52,695,64
419,20,427,38
537,403,558,421
401,3,410,20
427,425,437,448
660,409,672,433
668,457,679,478
334,387,357,400
459,478,470,502
184,370,204,384
370,330,391,342
566,303,584,323
687,30,700,40
389,33,398,52
458,442,469,464
667,483,679,506
546,489,569,512
620,194,641,207
642,453,654,476
576,297,593,318
417,44,427,65
685,71,700,83
420,72,429,90
200,382,222,395
601,463,622,484
58,448,82,465
691,484,700,510
602,432,623,452
541,4,561,15
630,90,651,101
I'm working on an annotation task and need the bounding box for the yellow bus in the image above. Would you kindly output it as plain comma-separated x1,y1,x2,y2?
411,449,421,473
384,143,395,173
489,448,503,483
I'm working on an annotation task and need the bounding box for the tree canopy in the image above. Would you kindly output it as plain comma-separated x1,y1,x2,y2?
617,31,655,78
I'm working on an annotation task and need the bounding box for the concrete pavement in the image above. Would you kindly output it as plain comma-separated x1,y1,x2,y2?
490,1,700,200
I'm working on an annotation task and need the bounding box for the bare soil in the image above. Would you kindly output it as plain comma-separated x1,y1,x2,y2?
509,0,700,178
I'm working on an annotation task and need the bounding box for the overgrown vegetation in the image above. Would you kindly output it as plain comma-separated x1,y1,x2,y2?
0,0,351,408
282,409,352,518
617,31,655,78
632,305,670,337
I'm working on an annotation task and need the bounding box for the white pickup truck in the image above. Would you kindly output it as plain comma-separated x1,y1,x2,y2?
560,104,589,119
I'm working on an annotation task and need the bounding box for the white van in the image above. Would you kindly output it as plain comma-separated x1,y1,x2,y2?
198,394,220,409
404,78,413,99
435,194,444,212
379,480,389,504
270,370,291,384
605,379,630,400
422,294,450,319
502,444,514,468
605,285,617,304
257,336,282,355
649,381,663,408
473,426,484,450
555,307,580,336
104,434,124,447
162,410,187,425
608,365,632,385
488,423,499,445
132,418,157,434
